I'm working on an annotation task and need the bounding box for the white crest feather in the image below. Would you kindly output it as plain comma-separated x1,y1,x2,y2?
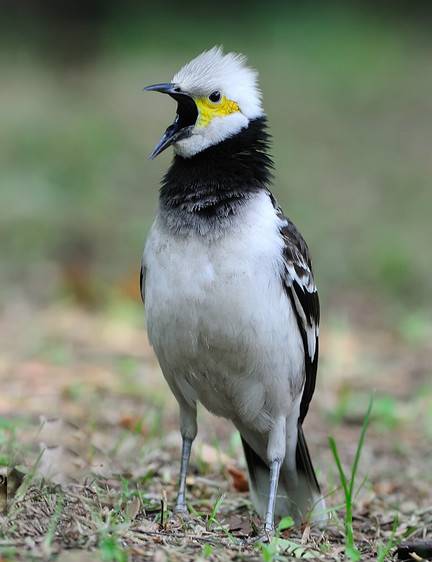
173,46,263,119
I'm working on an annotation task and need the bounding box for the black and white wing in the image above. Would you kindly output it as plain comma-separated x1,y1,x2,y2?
277,207,320,424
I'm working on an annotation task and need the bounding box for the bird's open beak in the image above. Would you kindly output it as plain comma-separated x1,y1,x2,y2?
144,83,198,159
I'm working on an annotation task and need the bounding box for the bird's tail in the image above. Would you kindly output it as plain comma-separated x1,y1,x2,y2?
241,425,327,526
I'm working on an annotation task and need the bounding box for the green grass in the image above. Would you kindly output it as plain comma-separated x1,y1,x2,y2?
100,534,128,562
376,516,399,562
201,543,213,558
329,397,373,561
259,516,320,560
206,494,226,531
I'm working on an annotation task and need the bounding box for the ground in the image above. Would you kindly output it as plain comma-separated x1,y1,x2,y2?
0,294,431,561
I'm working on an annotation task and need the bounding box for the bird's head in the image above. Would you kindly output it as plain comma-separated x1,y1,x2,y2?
145,46,263,159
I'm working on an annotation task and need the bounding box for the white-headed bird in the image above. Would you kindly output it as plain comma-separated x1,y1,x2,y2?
141,47,326,537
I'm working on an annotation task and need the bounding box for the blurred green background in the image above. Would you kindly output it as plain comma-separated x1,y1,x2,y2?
1,1,431,328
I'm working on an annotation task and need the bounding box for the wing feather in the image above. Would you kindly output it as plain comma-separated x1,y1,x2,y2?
272,199,320,424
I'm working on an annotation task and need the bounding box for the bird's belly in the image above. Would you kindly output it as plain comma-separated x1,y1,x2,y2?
148,276,291,425
144,201,305,426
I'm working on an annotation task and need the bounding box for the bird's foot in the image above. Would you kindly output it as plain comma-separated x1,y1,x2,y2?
247,524,275,545
168,503,190,527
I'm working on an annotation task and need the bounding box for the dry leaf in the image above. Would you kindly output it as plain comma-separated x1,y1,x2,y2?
135,519,159,533
126,496,141,520
374,480,397,495
226,465,249,492
119,415,147,435
223,513,253,536
301,525,311,544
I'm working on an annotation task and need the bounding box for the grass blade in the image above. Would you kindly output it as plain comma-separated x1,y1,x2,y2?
328,396,374,562
348,396,373,498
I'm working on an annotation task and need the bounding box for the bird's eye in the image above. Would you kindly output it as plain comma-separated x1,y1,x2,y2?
209,91,221,103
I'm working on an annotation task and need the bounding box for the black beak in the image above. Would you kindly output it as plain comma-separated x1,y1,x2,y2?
144,82,198,159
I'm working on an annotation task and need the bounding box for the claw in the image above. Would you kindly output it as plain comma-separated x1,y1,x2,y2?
246,526,275,545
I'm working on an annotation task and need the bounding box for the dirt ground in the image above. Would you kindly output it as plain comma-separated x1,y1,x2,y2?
0,294,431,561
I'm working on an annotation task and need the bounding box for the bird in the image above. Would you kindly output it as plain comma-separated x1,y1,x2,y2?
141,46,327,537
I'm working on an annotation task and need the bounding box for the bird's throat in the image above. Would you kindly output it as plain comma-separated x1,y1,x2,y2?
159,117,273,235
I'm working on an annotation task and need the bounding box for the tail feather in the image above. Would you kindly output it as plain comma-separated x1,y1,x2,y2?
241,436,269,518
296,424,320,494
241,426,327,526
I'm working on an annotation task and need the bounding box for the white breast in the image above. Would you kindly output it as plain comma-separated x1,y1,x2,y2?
143,192,304,430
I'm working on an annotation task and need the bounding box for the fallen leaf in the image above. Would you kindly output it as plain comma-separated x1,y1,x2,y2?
135,519,159,533
226,465,249,492
301,525,311,544
119,415,147,435
374,480,397,495
223,513,253,536
126,496,141,520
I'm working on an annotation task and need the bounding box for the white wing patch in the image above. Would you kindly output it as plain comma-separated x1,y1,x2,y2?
274,202,320,423
286,268,318,361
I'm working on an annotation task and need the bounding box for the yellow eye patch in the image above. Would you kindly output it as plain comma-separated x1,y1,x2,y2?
195,96,240,128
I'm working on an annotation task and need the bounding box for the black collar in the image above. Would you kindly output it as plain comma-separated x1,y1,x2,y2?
160,116,273,220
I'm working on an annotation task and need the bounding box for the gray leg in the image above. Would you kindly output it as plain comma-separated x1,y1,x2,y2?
175,436,193,513
264,459,282,533
174,401,197,515
263,416,286,536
